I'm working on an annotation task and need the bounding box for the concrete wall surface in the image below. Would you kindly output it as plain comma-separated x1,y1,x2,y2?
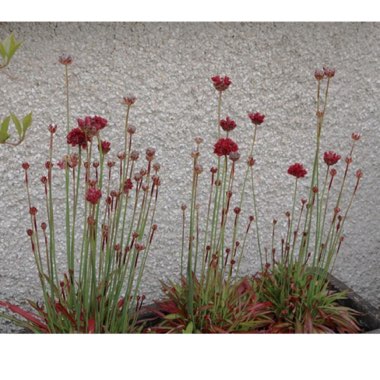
0,22,379,332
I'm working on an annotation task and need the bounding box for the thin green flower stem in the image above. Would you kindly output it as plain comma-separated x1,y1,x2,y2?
312,167,329,268
200,178,214,286
181,208,186,278
250,167,263,269
193,181,200,274
235,218,253,279
328,189,359,277
216,157,230,274
287,179,298,266
238,126,257,210
47,133,58,290
217,91,222,138
186,157,198,321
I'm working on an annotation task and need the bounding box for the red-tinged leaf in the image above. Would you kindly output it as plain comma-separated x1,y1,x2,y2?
0,300,49,332
88,319,95,333
237,277,252,295
55,302,77,327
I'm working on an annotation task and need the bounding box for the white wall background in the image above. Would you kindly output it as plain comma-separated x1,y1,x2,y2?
0,22,379,332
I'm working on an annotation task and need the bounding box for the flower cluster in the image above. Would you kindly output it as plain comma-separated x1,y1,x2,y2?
287,163,307,178
211,75,231,92
214,137,239,157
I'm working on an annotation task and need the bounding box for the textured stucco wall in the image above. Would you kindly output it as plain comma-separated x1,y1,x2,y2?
0,22,379,332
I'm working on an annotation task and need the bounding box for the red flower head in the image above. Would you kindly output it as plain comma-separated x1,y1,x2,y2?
248,112,265,126
288,163,307,179
100,140,111,154
67,127,87,149
123,178,134,193
323,151,341,166
77,116,108,138
86,187,102,205
220,117,237,132
214,137,239,157
211,75,231,92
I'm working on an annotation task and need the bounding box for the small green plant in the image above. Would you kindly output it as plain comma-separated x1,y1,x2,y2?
0,33,32,146
0,33,22,69
0,56,161,333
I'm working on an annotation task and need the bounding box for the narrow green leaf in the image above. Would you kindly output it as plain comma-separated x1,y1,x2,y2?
0,42,6,60
0,117,11,143
11,113,22,138
183,321,193,334
7,34,22,62
22,112,32,135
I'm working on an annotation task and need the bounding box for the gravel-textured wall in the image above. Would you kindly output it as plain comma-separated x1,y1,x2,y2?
0,22,379,332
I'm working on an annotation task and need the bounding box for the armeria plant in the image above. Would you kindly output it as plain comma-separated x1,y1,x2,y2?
152,69,363,334
0,56,161,333
149,76,274,333
252,68,362,333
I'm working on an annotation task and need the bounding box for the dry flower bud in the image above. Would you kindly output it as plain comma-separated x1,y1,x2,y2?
40,176,47,184
117,151,126,160
146,147,156,158
22,162,30,170
249,215,255,222
48,124,57,134
215,179,222,187
59,54,73,65
153,162,161,172
234,207,241,215
29,207,38,216
323,67,336,78
285,211,291,218
122,96,136,106
314,69,324,81
210,167,218,174
152,175,161,186
130,150,140,161
316,110,324,118
88,179,97,188
312,186,318,193
194,164,203,175
194,136,203,145
191,149,200,159
355,169,363,179
27,229,33,237
107,161,116,168
330,168,337,177
140,168,147,177
41,222,47,231
87,216,96,225
152,224,158,231
229,151,240,162
134,173,142,182
334,207,341,215
93,161,100,169
301,198,307,205
273,219,277,225
352,133,361,141
181,204,187,211
247,156,255,167
45,161,53,170
127,125,136,135
345,156,353,165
